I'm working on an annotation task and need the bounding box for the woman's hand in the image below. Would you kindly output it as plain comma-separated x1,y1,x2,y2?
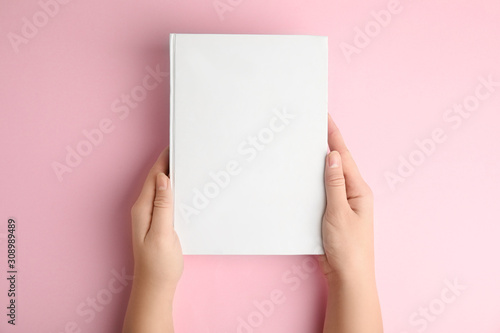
123,147,183,333
130,147,183,289
318,115,383,333
318,115,375,283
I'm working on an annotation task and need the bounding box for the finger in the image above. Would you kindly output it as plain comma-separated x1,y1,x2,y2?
131,147,169,241
149,172,174,238
327,114,372,207
324,150,350,220
134,147,169,210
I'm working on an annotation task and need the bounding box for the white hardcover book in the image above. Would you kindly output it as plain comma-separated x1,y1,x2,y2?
169,33,328,255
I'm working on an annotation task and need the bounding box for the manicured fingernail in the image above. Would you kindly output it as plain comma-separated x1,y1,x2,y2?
328,152,339,168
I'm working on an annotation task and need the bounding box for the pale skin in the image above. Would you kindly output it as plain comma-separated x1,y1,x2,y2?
122,147,182,333
318,114,383,333
122,114,383,333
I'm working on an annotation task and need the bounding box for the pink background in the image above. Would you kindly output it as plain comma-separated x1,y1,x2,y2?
1,0,500,332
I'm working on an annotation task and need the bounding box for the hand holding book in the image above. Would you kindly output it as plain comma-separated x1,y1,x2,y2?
122,115,383,333
318,114,383,333
122,147,183,333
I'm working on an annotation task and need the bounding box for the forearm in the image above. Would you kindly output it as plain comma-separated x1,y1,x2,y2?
122,279,176,333
323,269,383,333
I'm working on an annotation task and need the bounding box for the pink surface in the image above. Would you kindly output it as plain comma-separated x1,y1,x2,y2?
1,0,500,332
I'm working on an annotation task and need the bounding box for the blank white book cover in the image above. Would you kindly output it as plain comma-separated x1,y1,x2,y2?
169,33,328,255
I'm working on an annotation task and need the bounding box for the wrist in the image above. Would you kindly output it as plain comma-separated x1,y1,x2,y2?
132,274,178,301
325,265,377,290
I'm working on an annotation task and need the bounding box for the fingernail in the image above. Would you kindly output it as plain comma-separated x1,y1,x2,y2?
328,152,340,168
157,173,167,191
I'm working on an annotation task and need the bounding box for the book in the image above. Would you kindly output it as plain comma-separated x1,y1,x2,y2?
169,33,328,254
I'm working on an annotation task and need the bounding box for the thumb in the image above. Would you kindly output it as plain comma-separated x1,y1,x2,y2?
150,172,174,236
324,151,350,219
